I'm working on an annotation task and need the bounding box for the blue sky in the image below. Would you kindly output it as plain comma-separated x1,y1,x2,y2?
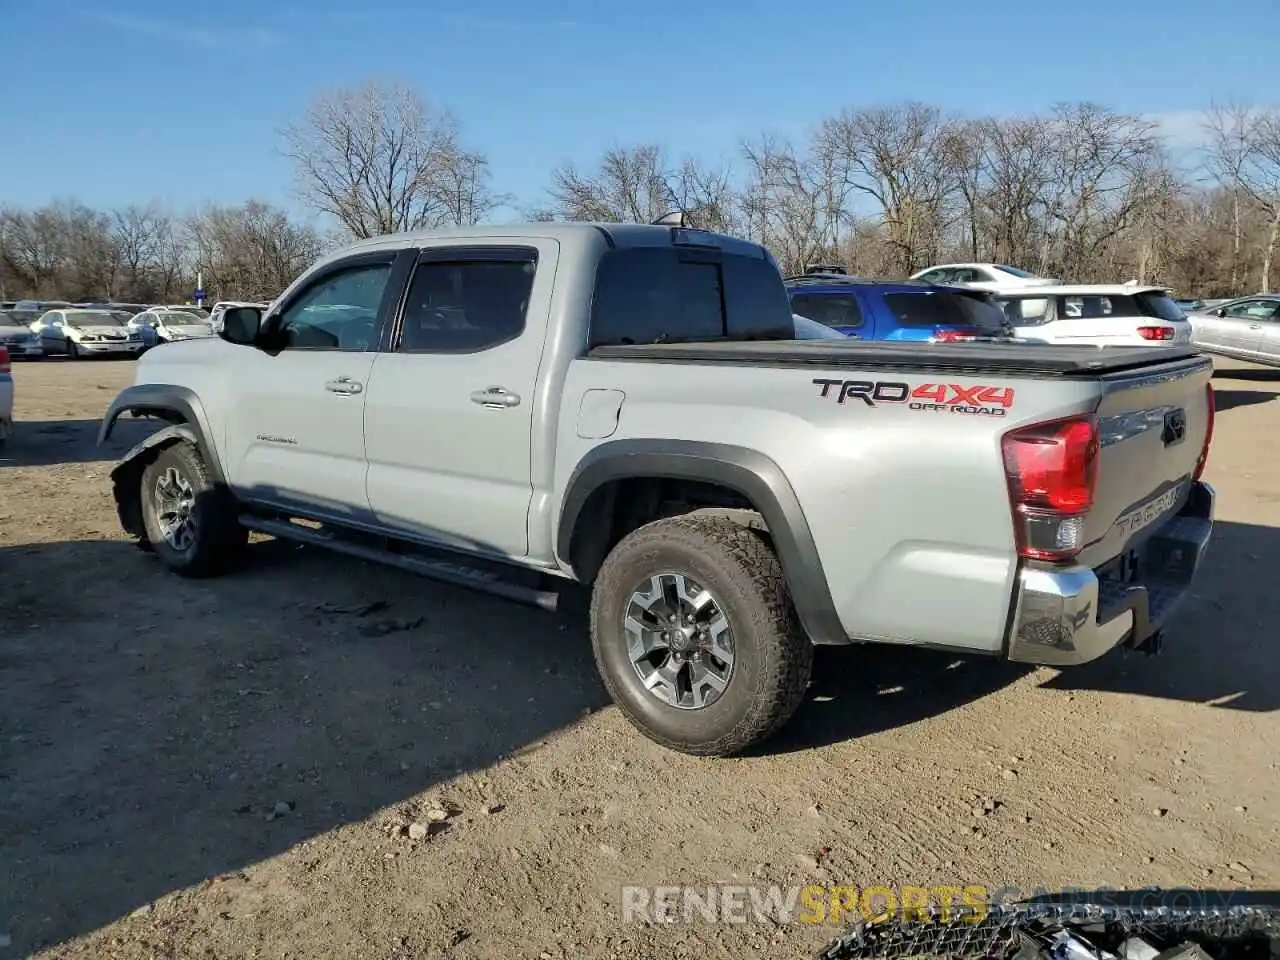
1,0,1277,224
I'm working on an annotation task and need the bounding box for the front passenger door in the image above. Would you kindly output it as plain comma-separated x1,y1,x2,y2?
222,252,407,520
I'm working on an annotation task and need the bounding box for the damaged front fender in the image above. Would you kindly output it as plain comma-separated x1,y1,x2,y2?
109,424,203,543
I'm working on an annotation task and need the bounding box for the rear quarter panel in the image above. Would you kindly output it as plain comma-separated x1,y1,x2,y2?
555,356,1103,653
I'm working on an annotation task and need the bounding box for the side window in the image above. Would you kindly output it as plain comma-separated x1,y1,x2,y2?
274,261,392,351
1222,300,1264,319
590,248,724,346
1059,296,1117,319
397,254,537,353
790,292,865,330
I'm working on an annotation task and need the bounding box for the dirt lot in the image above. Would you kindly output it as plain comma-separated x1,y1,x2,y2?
1,356,1277,959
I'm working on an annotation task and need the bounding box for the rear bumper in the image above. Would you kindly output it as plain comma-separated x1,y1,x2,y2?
1006,480,1215,667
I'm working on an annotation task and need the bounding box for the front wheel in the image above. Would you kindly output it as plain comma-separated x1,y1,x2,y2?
589,515,813,757
140,441,247,577
66,340,80,359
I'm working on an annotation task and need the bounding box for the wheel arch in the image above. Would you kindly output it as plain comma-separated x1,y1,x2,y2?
556,439,848,645
103,385,226,544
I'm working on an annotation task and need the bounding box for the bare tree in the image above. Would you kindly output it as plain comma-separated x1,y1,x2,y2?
1237,107,1280,292
818,103,956,274
548,144,677,222
739,133,846,274
1203,100,1257,290
279,79,498,238
186,201,324,301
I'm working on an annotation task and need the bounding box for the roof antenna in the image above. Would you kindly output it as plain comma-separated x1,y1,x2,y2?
652,210,689,227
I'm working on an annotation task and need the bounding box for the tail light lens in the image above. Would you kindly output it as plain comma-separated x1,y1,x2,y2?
1137,325,1174,341
933,329,975,343
1002,415,1100,562
1194,383,1215,481
0,346,9,374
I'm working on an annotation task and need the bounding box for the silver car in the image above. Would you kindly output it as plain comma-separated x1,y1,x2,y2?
29,309,146,358
126,309,216,347
1188,294,1280,365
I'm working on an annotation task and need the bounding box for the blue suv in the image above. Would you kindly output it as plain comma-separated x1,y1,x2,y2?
784,270,1013,342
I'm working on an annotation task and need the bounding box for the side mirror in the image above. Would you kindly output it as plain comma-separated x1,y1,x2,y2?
219,306,264,345
1215,308,1226,318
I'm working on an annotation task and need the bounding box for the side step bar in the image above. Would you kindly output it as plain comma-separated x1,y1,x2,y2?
239,516,561,613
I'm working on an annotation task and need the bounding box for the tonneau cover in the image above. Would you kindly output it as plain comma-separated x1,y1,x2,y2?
587,339,1205,379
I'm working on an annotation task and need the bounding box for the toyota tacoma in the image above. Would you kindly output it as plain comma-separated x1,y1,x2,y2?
99,222,1216,756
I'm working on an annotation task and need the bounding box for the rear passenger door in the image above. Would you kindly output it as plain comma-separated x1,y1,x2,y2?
1216,298,1278,353
362,241,557,560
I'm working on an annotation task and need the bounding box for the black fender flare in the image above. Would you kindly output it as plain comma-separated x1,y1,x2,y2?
556,439,848,645
100,383,225,482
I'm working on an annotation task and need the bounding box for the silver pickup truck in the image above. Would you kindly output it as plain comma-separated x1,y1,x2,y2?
99,222,1216,756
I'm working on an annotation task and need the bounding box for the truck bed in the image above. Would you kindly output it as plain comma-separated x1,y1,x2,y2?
588,340,1205,379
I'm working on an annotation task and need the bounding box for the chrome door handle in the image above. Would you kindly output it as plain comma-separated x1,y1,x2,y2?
1249,323,1263,329
325,377,363,395
470,386,521,408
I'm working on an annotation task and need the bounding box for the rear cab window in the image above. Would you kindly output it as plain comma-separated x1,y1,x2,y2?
883,290,1009,335
590,246,793,346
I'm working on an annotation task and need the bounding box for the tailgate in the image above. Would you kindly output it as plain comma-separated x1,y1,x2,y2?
1080,354,1212,568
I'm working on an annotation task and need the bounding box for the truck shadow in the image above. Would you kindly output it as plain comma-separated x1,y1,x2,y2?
769,516,1280,753
0,416,160,468
1037,518,1280,711
0,536,610,955
1210,388,1275,412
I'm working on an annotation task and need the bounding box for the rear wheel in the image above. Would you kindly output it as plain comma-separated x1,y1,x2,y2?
140,441,247,577
589,515,813,757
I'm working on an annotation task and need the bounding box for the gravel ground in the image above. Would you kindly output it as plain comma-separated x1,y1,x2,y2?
1,356,1277,960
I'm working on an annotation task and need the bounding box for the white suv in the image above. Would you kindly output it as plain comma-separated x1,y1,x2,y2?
992,284,1193,346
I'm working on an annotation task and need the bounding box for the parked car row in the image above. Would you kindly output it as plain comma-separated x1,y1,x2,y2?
785,262,1204,351
0,300,225,359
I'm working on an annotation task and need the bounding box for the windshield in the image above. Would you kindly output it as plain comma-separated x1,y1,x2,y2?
163,312,210,327
63,310,122,329
996,265,1039,278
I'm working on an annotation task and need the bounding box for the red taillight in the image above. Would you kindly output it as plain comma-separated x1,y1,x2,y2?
1137,325,1174,341
1194,382,1215,481
1002,415,1099,562
932,329,975,343
0,346,9,374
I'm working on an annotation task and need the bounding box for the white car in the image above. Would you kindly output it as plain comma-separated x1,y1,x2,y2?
209,300,269,334
909,263,1059,292
29,309,146,358
991,284,1193,347
0,344,12,443
127,309,216,347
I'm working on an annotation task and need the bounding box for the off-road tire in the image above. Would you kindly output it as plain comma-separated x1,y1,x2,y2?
140,441,247,577
590,515,813,757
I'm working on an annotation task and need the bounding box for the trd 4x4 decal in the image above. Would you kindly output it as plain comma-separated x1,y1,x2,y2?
813,378,1015,417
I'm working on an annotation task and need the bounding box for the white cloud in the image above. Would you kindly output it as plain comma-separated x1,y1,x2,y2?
1146,110,1213,153
78,9,278,50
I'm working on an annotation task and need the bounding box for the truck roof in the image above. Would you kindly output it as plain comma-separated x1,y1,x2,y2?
335,222,769,261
